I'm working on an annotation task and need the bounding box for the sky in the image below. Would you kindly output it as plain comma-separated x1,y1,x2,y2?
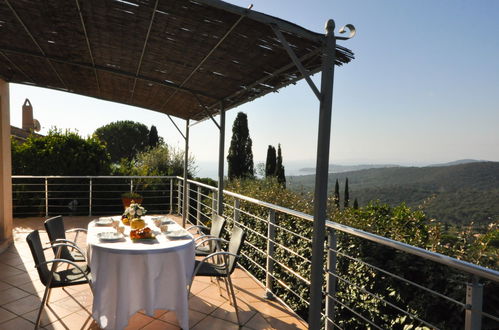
8,0,499,177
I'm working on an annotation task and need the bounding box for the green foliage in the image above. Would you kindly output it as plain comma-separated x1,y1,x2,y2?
115,144,196,177
148,125,160,148
344,178,349,208
265,145,276,178
276,144,286,187
11,128,110,175
288,162,499,225
222,179,498,328
334,179,340,208
94,120,150,163
227,112,254,180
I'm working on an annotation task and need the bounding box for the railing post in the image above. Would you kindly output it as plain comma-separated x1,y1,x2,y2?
44,177,48,217
264,209,276,299
186,183,191,223
177,180,181,215
196,186,201,225
130,178,133,193
169,178,173,214
211,192,217,216
465,276,483,330
88,178,93,216
325,229,338,330
233,199,240,225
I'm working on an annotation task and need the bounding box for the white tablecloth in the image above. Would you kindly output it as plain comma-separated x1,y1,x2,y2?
87,216,194,330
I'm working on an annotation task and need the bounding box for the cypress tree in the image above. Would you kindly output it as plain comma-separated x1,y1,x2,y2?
344,178,349,208
148,125,159,148
265,145,277,178
353,198,359,209
227,112,254,180
334,179,340,209
275,144,286,187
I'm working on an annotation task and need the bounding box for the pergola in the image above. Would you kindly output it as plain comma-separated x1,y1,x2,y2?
0,0,354,328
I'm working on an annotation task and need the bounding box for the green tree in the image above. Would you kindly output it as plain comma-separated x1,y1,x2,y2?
276,144,286,187
344,177,349,208
148,125,160,148
353,198,359,209
227,112,254,180
128,144,196,177
94,120,150,162
11,129,110,175
265,145,277,178
334,179,340,208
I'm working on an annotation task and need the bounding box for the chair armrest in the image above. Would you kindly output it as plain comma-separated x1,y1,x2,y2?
192,251,239,277
44,243,87,262
195,237,228,249
186,225,209,234
66,228,88,233
36,259,93,291
49,238,78,246
194,234,217,242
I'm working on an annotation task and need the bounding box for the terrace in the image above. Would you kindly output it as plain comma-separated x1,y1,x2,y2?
0,0,498,329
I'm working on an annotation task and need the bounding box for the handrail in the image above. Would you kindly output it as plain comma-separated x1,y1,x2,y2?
184,177,499,283
13,175,177,179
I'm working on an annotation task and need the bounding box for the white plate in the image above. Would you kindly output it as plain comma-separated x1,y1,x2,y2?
165,230,191,239
95,218,114,226
97,232,124,242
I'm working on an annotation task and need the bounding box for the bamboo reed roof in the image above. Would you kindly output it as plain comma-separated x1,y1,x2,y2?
0,0,354,121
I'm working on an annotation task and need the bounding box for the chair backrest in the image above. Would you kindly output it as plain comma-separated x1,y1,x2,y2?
26,230,51,286
227,226,245,274
210,214,226,239
44,215,72,260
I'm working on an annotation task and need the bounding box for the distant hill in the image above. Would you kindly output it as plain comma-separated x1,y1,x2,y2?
299,164,401,174
428,159,483,167
287,161,499,225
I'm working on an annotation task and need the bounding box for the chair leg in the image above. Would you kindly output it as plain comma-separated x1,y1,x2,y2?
35,286,51,329
45,288,52,305
223,278,232,305
226,275,241,326
215,277,224,297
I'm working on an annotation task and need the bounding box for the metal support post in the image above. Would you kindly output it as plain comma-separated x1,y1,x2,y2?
45,177,48,217
169,178,173,214
325,229,338,330
177,181,181,215
88,178,93,216
211,193,217,216
186,183,191,224
465,276,483,330
130,179,133,193
264,209,276,299
309,20,337,330
217,106,226,215
182,119,190,227
196,186,202,225
234,199,240,225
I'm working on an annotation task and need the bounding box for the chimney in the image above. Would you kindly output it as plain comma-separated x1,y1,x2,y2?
22,98,33,131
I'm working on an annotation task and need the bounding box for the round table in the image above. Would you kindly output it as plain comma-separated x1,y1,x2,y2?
87,216,194,330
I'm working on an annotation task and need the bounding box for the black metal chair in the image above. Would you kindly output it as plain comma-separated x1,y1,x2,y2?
26,230,92,329
44,215,87,262
187,214,226,256
189,226,246,325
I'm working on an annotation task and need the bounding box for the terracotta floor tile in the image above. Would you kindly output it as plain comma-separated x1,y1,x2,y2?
267,316,308,330
210,299,257,325
0,286,31,305
0,316,35,330
43,312,95,330
244,313,274,330
249,301,296,319
142,319,180,330
188,295,223,315
231,276,263,290
191,315,241,330
159,309,206,328
196,284,231,304
22,302,74,327
189,279,211,295
0,280,14,292
2,294,42,315
124,312,155,329
0,306,18,324
0,265,26,279
2,272,39,287
237,287,267,303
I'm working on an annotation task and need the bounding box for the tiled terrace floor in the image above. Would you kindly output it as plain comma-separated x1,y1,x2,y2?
0,216,307,330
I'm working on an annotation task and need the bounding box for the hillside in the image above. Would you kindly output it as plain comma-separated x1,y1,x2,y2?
287,161,499,225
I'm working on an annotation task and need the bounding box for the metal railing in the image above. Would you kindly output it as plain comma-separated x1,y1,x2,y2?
12,175,499,329
12,176,177,217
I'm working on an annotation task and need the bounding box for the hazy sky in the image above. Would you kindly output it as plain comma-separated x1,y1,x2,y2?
8,0,499,173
